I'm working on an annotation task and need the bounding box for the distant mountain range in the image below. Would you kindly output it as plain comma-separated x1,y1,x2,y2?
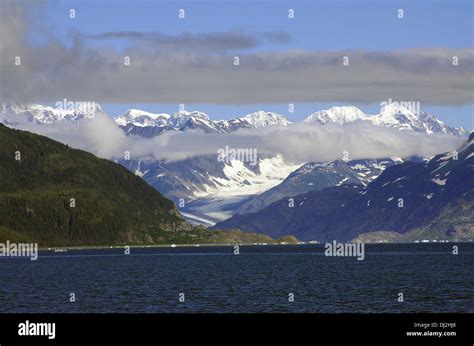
114,104,467,136
115,103,466,137
1,103,468,227
116,109,292,135
1,104,100,124
110,104,466,223
213,134,474,243
304,104,466,136
2,103,466,136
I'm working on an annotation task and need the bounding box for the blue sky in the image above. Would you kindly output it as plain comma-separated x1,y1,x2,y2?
18,0,474,129
43,0,473,51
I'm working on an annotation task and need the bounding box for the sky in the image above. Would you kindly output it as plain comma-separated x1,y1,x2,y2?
42,0,473,50
1,0,473,129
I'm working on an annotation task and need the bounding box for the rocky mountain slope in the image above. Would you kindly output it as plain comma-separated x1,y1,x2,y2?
236,158,403,215
120,154,301,225
213,134,474,242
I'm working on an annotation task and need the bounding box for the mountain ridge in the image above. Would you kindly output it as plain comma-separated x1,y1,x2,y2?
304,105,466,136
236,158,404,215
213,135,474,242
2,103,467,137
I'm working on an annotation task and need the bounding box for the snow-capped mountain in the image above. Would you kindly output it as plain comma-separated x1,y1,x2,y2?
116,109,222,134
115,109,291,137
213,117,255,132
167,110,224,133
2,102,468,228
1,103,100,125
374,103,465,135
115,109,170,127
304,105,466,136
3,103,466,137
304,106,368,125
239,111,292,127
213,133,474,242
236,157,404,215
120,154,301,226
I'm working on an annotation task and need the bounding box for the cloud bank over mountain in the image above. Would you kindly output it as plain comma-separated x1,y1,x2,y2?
15,111,464,164
1,2,473,105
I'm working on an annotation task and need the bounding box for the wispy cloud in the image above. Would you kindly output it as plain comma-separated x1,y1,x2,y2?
81,31,291,52
14,112,465,164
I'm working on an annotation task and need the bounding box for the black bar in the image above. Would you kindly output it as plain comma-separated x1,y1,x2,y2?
0,313,472,345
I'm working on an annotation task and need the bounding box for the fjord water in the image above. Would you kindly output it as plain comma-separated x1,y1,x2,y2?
1,244,473,313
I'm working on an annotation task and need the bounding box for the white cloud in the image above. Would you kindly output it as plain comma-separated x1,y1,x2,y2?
17,112,129,159
15,117,465,164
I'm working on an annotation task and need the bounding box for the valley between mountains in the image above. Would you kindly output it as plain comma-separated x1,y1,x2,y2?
1,103,472,244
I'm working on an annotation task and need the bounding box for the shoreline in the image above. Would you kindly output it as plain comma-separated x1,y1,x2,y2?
38,240,474,251
39,242,303,251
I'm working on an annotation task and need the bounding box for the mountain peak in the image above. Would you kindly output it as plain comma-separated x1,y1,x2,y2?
374,104,465,135
115,109,170,127
241,111,290,127
171,110,211,120
1,103,97,125
303,104,466,136
379,102,419,117
167,110,222,133
304,106,367,124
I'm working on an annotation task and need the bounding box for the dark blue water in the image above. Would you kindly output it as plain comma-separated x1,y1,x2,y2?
1,243,473,313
